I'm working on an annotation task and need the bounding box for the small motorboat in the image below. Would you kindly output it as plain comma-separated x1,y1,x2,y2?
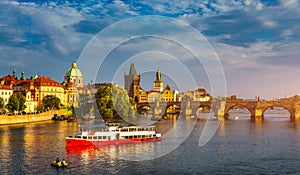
51,160,68,167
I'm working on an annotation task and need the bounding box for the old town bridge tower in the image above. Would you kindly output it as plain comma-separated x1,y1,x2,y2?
124,63,140,102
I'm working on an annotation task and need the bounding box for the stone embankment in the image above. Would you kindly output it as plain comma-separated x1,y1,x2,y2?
0,109,72,125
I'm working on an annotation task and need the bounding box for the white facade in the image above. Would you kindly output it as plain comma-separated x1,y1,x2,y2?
0,85,13,106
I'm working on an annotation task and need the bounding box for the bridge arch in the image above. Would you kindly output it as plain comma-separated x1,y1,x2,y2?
224,104,254,120
137,103,151,114
260,104,293,121
165,103,181,113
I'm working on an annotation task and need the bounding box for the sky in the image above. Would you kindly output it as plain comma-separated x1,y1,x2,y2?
1,0,300,100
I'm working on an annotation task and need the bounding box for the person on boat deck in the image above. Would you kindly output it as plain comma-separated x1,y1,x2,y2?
56,156,60,163
62,159,66,165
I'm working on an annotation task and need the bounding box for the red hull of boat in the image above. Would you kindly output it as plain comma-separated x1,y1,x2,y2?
66,137,162,148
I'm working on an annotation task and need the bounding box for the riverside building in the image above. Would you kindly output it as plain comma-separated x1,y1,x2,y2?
0,61,84,113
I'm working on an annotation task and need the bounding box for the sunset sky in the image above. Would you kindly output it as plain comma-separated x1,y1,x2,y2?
1,0,300,100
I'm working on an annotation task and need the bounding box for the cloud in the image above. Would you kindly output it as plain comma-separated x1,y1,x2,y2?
1,0,300,99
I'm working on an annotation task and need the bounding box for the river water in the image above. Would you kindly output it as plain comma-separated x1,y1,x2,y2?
1,114,300,174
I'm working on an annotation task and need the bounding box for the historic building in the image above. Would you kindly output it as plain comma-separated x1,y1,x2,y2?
194,87,211,102
64,61,84,88
0,85,13,106
153,68,164,92
161,84,177,102
0,61,85,113
138,89,148,103
124,63,141,102
11,76,66,113
63,61,84,108
148,90,161,102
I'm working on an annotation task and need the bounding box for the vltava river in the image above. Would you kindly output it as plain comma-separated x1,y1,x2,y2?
1,115,300,174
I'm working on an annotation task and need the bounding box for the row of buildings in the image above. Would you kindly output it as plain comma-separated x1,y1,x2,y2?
0,62,211,114
124,63,211,106
0,62,84,113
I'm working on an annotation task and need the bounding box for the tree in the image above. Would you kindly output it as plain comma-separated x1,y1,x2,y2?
42,95,61,109
36,103,44,112
16,92,26,112
6,94,19,113
0,97,4,109
95,83,135,120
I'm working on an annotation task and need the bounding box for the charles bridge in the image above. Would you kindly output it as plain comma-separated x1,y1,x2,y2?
136,96,300,122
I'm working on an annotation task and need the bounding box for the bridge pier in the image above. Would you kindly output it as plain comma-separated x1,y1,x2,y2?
254,109,264,122
294,102,300,121
184,101,193,118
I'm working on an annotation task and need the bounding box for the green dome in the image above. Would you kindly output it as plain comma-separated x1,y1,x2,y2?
65,62,82,77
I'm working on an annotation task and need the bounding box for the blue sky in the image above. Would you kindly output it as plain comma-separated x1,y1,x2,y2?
1,0,300,99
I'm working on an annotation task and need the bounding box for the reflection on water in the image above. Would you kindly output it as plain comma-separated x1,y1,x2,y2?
229,109,291,121
2,114,300,174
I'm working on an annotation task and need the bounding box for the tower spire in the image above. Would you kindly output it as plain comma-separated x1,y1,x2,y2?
129,63,137,76
156,68,161,81
12,67,17,79
21,66,26,80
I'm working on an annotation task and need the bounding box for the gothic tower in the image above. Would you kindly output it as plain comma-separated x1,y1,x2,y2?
153,68,164,92
124,63,140,102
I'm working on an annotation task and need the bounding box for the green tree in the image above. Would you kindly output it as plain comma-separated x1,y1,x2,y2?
36,103,44,112
0,97,4,109
95,83,135,120
42,95,61,109
16,92,26,112
6,94,19,113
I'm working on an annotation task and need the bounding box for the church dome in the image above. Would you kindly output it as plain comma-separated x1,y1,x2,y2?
65,61,82,77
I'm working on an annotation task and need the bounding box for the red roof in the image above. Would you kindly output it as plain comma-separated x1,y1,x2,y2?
34,76,63,87
0,75,18,86
14,80,32,86
0,84,13,90
66,81,75,87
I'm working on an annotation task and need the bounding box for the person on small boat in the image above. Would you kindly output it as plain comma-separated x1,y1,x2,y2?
62,159,66,165
56,156,60,163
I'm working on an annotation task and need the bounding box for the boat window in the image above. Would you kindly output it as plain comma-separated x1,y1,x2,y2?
134,135,137,138
88,136,93,139
75,136,81,139
103,136,106,139
93,136,97,139
121,128,128,132
83,136,87,139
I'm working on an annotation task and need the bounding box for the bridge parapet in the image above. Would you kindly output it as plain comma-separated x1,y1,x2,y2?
136,97,300,122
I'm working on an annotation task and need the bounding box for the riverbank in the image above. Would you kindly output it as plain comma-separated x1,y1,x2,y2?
0,109,72,125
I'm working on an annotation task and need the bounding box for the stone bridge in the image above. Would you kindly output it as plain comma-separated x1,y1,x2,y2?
224,97,300,121
136,96,300,122
136,100,213,117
